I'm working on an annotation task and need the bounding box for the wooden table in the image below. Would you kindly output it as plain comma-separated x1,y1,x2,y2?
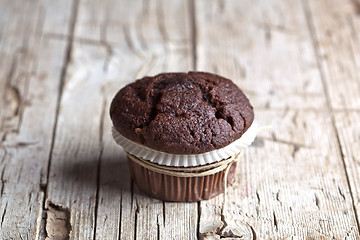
1,0,360,239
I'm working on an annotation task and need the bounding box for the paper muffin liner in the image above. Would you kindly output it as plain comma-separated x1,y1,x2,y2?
112,121,257,167
127,154,238,202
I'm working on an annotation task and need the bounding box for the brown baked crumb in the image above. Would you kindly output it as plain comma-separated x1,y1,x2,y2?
110,72,254,154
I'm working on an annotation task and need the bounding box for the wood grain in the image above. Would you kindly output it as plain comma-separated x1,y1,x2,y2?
334,112,360,230
200,110,359,239
195,0,360,239
45,0,197,239
0,0,74,239
195,0,326,110
1,0,360,239
304,0,360,110
306,0,360,230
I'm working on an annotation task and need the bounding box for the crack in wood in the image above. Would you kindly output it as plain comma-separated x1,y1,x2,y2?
28,191,33,205
276,190,281,204
156,214,161,240
130,181,134,209
249,224,257,240
0,141,38,149
162,201,166,226
18,232,26,240
39,0,80,239
1,202,7,227
93,98,106,240
256,190,261,204
314,193,320,209
338,186,346,201
291,145,300,159
216,208,228,236
197,201,201,239
0,165,5,198
2,0,359,238
117,195,122,240
133,200,140,240
16,164,23,183
273,211,278,231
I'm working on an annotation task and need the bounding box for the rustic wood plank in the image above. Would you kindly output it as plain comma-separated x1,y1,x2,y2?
195,0,326,110
304,0,360,110
46,0,197,239
305,0,360,231
0,0,74,239
200,110,359,239
195,0,360,238
334,112,360,229
93,111,131,240
2,0,359,238
46,43,107,240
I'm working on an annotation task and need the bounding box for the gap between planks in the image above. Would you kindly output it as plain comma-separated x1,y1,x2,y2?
190,0,202,238
93,98,107,240
40,0,80,238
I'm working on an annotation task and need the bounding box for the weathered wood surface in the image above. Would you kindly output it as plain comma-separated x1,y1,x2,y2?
0,0,74,239
195,0,360,239
305,0,360,110
0,0,359,239
46,0,197,239
334,112,360,233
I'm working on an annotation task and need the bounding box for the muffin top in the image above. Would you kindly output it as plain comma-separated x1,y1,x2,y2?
110,72,254,154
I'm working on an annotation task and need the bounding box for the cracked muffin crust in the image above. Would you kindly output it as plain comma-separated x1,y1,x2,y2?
110,72,254,155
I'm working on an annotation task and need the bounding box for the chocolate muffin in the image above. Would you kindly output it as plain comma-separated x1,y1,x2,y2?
110,72,255,202
110,72,254,154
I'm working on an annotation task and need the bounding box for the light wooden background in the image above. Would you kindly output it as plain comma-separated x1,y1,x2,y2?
1,0,360,239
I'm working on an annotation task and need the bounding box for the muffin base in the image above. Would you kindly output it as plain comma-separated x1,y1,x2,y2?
127,155,237,202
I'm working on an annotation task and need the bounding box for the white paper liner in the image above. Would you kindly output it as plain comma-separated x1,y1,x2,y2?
112,122,258,167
